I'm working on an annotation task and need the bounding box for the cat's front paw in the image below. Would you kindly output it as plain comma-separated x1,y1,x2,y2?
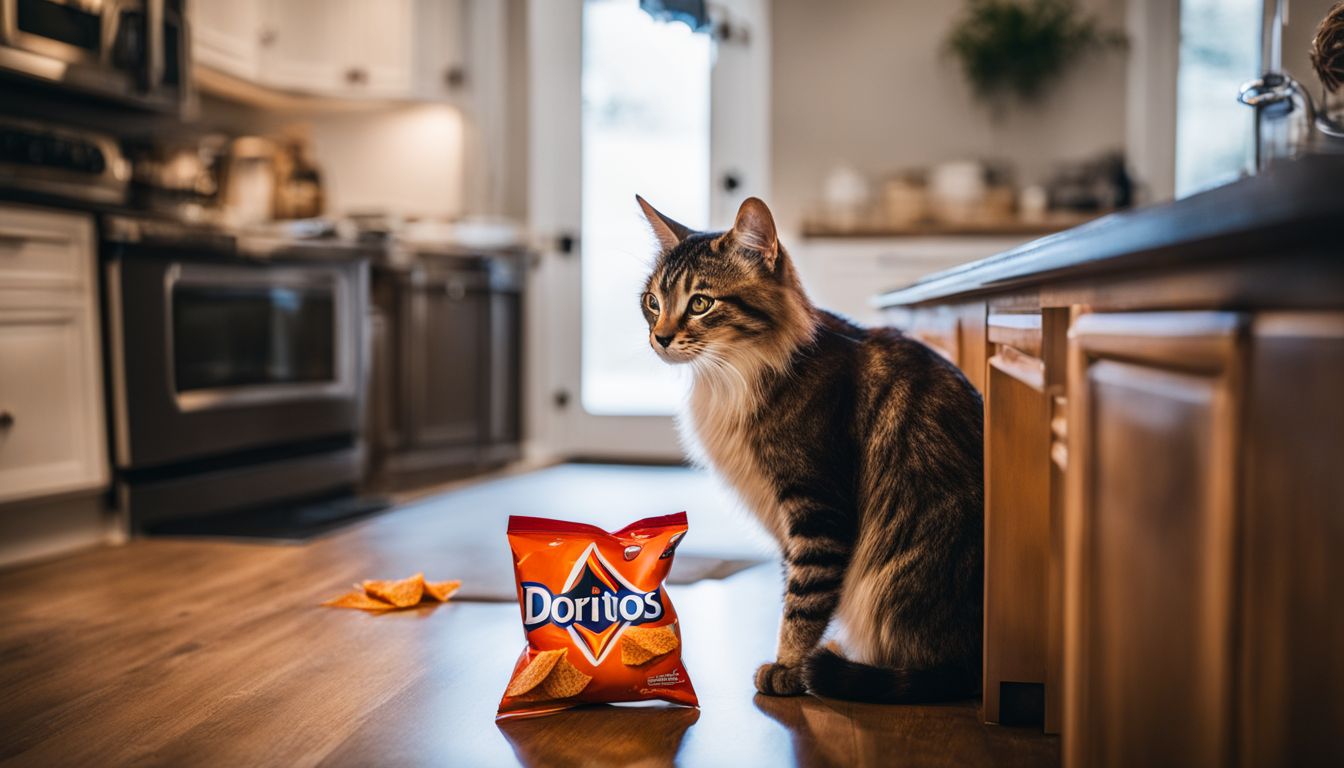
755,661,806,696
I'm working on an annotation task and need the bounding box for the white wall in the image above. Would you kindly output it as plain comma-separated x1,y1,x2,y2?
769,0,1130,231
198,96,467,220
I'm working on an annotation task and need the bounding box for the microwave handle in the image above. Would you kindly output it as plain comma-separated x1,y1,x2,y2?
141,0,163,91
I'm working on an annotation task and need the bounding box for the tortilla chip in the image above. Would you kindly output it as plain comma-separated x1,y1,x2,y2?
621,624,679,666
322,590,398,611
505,648,567,698
362,573,425,608
540,654,593,699
424,579,462,602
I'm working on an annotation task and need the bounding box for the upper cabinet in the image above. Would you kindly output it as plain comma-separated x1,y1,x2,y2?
192,0,464,102
193,0,263,81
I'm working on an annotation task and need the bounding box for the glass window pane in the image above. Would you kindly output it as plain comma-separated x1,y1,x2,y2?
173,285,335,391
581,0,710,416
1175,0,1260,197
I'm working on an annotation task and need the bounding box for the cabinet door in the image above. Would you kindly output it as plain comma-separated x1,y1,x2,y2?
403,270,487,449
1238,313,1344,766
0,308,107,504
413,0,466,100
1064,312,1245,768
259,0,347,93
192,0,261,80
983,313,1050,727
351,0,414,96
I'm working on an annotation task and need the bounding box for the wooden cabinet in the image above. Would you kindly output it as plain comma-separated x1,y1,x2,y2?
878,158,1344,766
1064,312,1245,767
1237,314,1344,766
368,252,522,488
982,312,1051,727
0,206,107,505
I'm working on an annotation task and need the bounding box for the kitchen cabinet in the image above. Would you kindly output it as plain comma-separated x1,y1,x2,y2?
982,311,1053,729
192,0,262,81
791,237,1027,327
193,0,462,101
369,250,522,489
261,0,412,97
413,0,467,100
878,157,1344,765
1065,312,1244,766
0,206,107,506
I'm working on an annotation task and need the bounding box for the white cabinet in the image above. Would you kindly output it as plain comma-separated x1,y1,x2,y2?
352,0,415,96
0,206,108,506
259,0,350,94
194,0,437,99
414,0,467,100
192,0,262,81
791,236,1031,326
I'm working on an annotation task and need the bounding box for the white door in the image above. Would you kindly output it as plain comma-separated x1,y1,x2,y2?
526,0,770,461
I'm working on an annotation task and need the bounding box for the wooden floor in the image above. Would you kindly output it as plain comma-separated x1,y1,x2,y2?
0,465,1058,767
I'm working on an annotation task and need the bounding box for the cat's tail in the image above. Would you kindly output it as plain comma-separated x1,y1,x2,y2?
801,647,978,704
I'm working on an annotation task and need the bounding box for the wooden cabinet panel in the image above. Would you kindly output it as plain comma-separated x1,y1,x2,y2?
983,338,1049,726
1065,312,1244,768
1238,313,1344,766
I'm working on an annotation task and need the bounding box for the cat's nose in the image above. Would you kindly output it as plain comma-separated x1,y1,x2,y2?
655,334,674,348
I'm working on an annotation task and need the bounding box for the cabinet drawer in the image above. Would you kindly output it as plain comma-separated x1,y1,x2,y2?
0,207,95,292
0,308,108,503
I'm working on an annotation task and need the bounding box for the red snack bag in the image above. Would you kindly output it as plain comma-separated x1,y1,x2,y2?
496,513,699,719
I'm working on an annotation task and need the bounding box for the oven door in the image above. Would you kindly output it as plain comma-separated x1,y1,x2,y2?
107,253,366,470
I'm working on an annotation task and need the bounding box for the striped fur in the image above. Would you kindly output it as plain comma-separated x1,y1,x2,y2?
639,197,984,703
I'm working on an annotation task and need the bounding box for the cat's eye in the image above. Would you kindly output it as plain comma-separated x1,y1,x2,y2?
643,293,660,313
688,294,714,315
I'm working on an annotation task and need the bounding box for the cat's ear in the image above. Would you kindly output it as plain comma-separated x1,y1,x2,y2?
636,195,692,252
727,197,779,271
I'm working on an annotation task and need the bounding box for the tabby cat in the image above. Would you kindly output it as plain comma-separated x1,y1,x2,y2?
637,195,984,702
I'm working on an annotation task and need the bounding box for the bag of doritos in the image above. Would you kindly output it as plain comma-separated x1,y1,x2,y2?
496,513,699,719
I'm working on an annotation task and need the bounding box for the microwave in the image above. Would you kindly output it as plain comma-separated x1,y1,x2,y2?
0,0,188,111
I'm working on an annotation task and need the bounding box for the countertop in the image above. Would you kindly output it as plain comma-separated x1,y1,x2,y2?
0,482,1057,767
876,156,1344,308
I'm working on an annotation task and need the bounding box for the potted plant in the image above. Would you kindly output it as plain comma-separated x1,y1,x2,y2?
945,0,1126,107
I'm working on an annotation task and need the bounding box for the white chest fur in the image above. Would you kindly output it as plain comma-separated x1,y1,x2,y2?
680,362,785,541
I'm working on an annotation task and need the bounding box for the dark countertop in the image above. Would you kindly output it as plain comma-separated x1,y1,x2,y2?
876,156,1344,308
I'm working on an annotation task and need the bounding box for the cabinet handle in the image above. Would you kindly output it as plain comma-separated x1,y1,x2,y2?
345,67,369,85
0,411,13,430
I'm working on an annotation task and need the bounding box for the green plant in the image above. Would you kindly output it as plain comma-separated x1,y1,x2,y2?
946,0,1126,104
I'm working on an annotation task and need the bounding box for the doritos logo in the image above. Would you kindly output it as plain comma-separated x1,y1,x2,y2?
521,542,662,664
498,512,699,719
